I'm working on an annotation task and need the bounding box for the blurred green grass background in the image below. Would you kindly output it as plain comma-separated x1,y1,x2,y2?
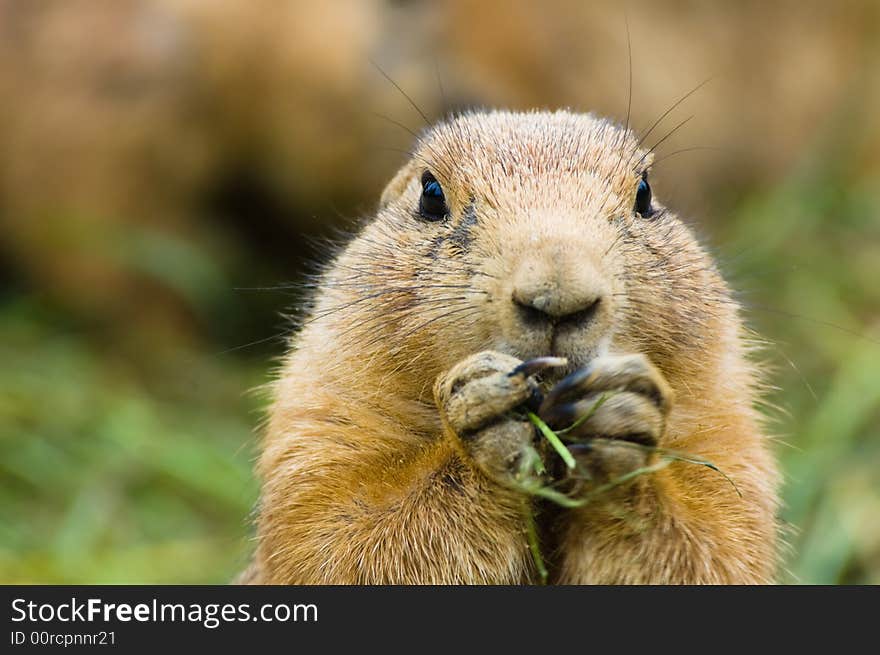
1,0,878,584
1,300,263,583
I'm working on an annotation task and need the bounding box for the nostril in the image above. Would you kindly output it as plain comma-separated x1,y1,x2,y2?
512,289,603,330
511,292,553,327
513,297,552,327
557,296,601,329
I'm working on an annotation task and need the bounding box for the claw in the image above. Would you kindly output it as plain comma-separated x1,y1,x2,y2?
540,354,671,414
539,365,594,411
509,356,568,379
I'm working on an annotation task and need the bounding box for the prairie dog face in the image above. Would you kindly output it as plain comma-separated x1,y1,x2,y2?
331,110,728,383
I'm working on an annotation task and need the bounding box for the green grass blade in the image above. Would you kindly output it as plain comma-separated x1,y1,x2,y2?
528,411,576,469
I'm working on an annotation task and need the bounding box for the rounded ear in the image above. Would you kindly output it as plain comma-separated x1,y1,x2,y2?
379,160,419,209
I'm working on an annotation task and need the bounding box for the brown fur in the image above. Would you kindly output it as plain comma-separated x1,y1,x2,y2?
242,110,779,584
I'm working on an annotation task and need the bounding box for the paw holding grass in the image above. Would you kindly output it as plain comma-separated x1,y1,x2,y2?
434,351,554,491
538,353,674,490
434,350,674,496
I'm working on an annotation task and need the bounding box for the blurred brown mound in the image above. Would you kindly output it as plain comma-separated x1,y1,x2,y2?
0,0,207,341
1,0,877,352
0,0,386,350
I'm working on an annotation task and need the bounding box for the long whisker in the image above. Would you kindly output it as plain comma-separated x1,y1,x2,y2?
632,115,693,170
371,113,450,176
319,281,483,292
354,305,481,351
741,304,880,347
302,290,480,326
395,305,482,342
319,304,469,350
372,111,421,142
636,77,712,149
433,56,448,116
651,146,728,167
208,331,289,357
624,13,633,137
612,13,635,186
369,58,431,127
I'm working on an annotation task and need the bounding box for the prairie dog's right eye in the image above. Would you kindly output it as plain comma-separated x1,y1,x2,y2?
418,171,448,221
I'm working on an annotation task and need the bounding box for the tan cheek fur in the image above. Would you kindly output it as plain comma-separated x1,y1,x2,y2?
240,110,779,584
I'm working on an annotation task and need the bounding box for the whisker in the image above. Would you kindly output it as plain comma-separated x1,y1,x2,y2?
613,11,634,175
305,291,476,323
320,281,484,292
208,331,289,357
636,77,712,149
394,305,482,343
741,304,880,347
651,146,728,167
369,58,431,127
433,56,448,116
371,112,420,141
354,305,481,351
623,13,633,137
371,112,449,174
632,115,694,170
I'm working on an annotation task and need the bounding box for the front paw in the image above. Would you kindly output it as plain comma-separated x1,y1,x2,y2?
434,351,563,489
539,354,673,484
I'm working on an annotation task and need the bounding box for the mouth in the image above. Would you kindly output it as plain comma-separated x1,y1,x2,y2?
501,318,611,361
497,320,613,383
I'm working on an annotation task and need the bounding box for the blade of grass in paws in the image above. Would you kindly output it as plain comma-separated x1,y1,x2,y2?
581,458,673,500
523,501,548,584
590,437,742,497
656,449,742,498
528,412,576,469
555,391,613,435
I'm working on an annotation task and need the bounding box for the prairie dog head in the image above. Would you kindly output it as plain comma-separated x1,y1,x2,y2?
318,110,733,390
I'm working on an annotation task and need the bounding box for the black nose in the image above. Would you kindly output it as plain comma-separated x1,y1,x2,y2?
512,289,602,331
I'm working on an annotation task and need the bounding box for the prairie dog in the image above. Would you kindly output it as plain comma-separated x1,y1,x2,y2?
242,110,778,584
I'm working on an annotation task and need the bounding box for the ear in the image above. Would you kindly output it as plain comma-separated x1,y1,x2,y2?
379,160,419,209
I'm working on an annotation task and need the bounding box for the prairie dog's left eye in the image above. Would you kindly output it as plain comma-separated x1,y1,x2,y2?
418,171,449,221
634,172,653,217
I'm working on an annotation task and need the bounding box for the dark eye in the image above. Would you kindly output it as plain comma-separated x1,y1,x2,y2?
419,171,448,221
634,173,653,217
